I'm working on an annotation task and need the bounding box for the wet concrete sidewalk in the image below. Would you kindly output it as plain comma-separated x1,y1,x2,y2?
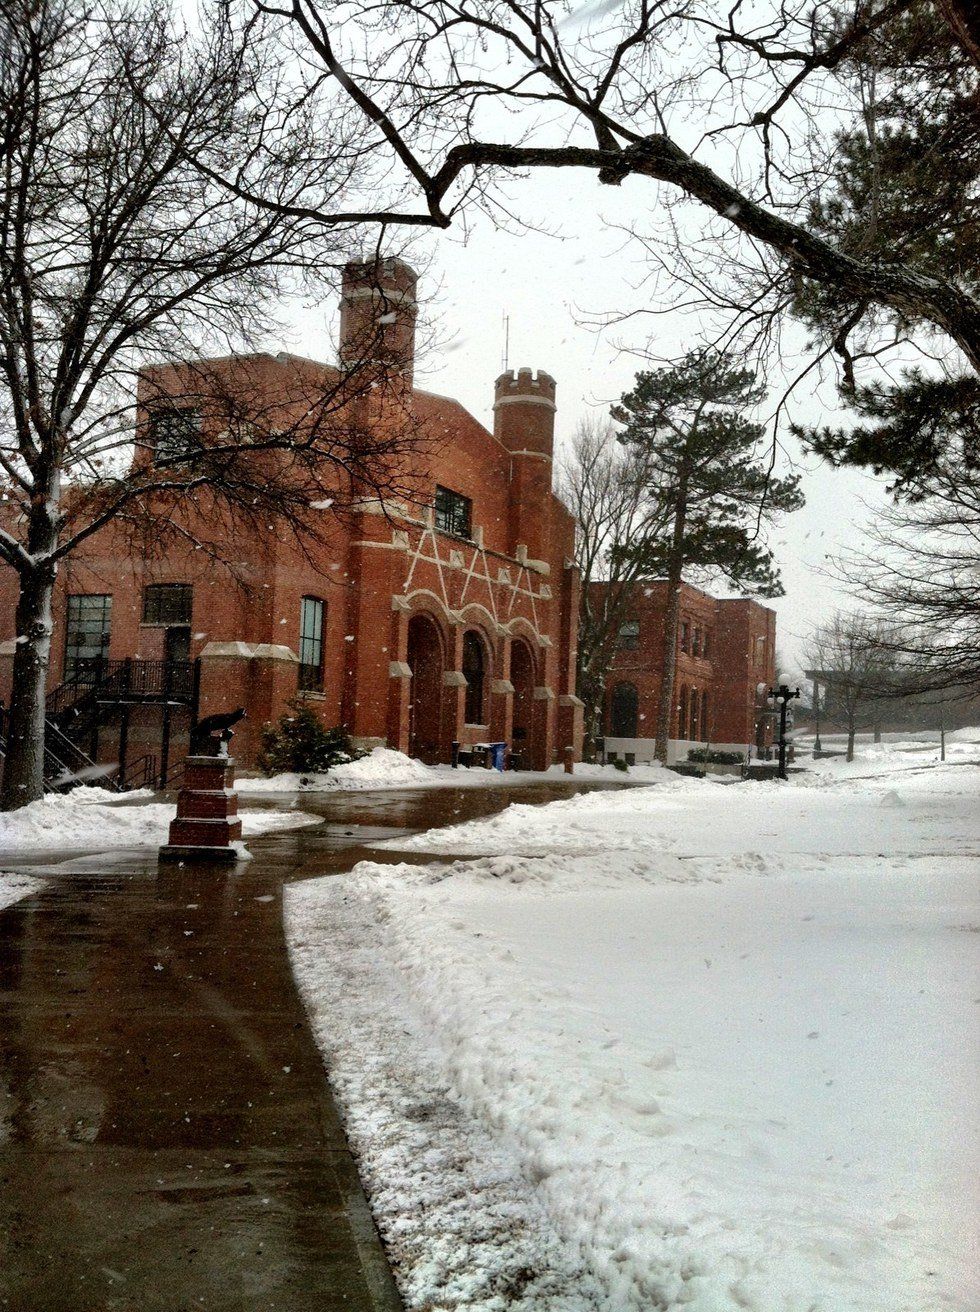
0,781,614,1311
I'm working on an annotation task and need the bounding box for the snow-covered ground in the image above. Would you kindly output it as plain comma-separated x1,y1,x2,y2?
238,746,665,793
0,870,43,913
287,741,980,1312
0,786,320,856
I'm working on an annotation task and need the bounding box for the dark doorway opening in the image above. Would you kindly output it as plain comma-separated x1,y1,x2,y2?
407,614,444,763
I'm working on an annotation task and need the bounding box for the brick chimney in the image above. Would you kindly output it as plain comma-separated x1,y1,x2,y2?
494,368,557,559
339,257,418,388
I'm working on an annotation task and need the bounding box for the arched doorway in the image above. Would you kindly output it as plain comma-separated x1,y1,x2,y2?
610,681,639,738
462,630,488,725
510,638,536,766
407,613,444,763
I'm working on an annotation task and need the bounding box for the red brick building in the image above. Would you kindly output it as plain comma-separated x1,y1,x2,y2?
598,581,777,764
0,260,584,782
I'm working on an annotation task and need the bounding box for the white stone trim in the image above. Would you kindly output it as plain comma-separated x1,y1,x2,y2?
251,644,299,663
492,679,515,694
443,670,468,687
389,660,412,678
533,685,556,701
493,394,556,412
199,641,254,659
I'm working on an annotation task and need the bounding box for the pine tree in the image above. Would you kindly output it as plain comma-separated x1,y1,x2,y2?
612,353,804,763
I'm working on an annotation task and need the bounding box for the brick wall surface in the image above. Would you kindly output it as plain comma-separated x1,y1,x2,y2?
0,266,583,775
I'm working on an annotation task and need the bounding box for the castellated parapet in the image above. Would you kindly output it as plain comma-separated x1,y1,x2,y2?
493,368,557,458
339,257,418,387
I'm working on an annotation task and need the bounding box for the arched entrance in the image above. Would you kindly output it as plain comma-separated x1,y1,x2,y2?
462,630,488,726
510,638,536,767
407,613,444,763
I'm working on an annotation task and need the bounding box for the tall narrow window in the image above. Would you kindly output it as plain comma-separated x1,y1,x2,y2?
143,584,192,625
434,485,472,539
299,596,325,691
677,685,689,738
689,689,700,741
65,594,112,680
462,631,486,724
692,627,702,657
680,620,690,654
148,406,201,464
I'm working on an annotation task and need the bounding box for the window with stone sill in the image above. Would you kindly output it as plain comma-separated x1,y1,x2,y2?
434,485,472,539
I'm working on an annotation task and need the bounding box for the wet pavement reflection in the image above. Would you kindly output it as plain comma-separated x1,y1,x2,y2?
0,779,619,1311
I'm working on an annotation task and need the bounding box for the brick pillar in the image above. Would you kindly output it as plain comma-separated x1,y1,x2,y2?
197,642,299,770
387,599,412,753
489,633,514,745
441,620,465,761
344,526,407,751
159,754,243,864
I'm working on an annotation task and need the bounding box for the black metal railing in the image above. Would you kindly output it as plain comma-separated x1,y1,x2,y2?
0,726,117,794
48,658,198,720
120,753,158,791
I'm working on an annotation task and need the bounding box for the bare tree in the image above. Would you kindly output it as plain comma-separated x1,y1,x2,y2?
802,612,901,759
262,0,980,380
0,0,423,808
831,483,980,698
556,417,667,758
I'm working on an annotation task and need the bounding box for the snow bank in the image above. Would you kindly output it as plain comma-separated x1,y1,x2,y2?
0,786,320,854
289,757,980,1311
0,871,43,913
238,747,435,793
238,748,668,794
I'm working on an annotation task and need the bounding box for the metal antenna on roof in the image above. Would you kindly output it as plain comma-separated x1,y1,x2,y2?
501,313,510,372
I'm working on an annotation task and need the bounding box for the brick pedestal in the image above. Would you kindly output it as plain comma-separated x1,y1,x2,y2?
159,755,244,864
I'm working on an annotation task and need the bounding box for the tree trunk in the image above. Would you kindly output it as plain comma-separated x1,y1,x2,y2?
846,715,856,763
653,470,689,765
653,557,684,764
0,568,55,811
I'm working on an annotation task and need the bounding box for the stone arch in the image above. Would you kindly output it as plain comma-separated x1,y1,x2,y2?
459,602,497,635
404,588,454,627
406,611,446,764
610,681,639,738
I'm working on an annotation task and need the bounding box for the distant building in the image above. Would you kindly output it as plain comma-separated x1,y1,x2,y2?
595,580,776,764
0,260,584,782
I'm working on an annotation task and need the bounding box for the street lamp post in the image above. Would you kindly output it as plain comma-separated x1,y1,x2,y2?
768,684,801,780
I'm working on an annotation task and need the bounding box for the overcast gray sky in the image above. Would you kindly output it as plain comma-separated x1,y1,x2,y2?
287,167,890,673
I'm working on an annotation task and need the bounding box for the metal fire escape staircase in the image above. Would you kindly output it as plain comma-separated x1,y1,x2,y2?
0,658,200,793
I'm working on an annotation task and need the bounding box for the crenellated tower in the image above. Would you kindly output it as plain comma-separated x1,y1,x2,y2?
339,257,418,388
493,368,556,560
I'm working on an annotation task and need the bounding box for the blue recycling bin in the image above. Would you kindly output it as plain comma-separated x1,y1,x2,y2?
490,742,506,772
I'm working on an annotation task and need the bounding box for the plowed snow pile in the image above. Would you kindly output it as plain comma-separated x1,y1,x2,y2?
287,745,980,1311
